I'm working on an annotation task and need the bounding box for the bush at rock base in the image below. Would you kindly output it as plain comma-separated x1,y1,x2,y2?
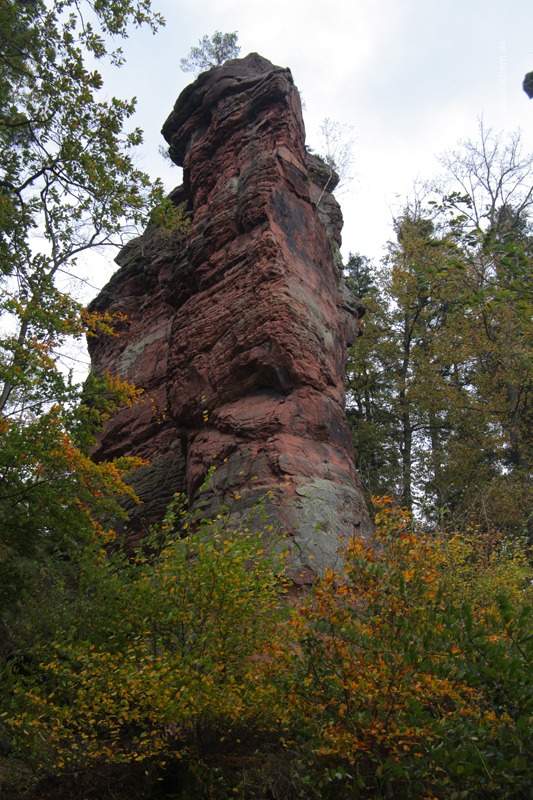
279,497,533,798
1,493,533,799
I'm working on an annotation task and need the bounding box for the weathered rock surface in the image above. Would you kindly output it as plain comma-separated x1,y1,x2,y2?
88,53,373,576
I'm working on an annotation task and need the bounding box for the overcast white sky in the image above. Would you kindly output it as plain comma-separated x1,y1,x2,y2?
108,0,533,258
71,0,533,306
63,0,533,377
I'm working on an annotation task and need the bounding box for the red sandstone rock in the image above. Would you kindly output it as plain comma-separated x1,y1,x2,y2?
88,53,373,574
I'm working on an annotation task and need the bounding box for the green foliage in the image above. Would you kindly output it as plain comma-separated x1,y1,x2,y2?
346,215,445,510
0,0,165,412
344,252,376,300
150,196,191,234
3,23,533,797
278,498,533,799
3,491,533,799
0,0,165,614
345,125,533,536
0,395,144,614
347,184,533,536
1,481,288,791
435,527,531,612
180,31,240,75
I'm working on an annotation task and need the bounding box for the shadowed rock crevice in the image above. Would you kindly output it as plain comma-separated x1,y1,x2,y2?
88,53,372,575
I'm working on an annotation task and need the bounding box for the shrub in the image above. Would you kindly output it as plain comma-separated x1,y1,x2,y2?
1,482,288,790
3,492,533,799
278,497,533,798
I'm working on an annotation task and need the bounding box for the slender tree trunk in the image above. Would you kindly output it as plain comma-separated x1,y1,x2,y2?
399,311,413,512
508,383,525,470
0,318,29,415
400,391,413,512
429,407,443,493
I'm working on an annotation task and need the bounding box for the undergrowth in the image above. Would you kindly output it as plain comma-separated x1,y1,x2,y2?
1,488,533,799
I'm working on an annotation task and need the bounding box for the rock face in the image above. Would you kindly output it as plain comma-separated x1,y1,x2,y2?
88,53,373,577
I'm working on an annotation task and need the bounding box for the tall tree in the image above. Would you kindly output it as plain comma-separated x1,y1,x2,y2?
348,126,533,539
347,214,453,513
345,253,402,504
0,0,165,612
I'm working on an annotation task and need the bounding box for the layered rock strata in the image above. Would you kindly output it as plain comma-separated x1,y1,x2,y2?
88,53,373,577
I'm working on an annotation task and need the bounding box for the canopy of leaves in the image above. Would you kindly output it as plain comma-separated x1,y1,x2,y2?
0,0,165,612
347,125,533,541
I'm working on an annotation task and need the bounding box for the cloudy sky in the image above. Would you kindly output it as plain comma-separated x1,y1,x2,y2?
63,0,533,317
62,0,533,377
97,0,533,264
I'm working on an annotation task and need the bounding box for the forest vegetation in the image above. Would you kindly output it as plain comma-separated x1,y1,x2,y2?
1,5,533,799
